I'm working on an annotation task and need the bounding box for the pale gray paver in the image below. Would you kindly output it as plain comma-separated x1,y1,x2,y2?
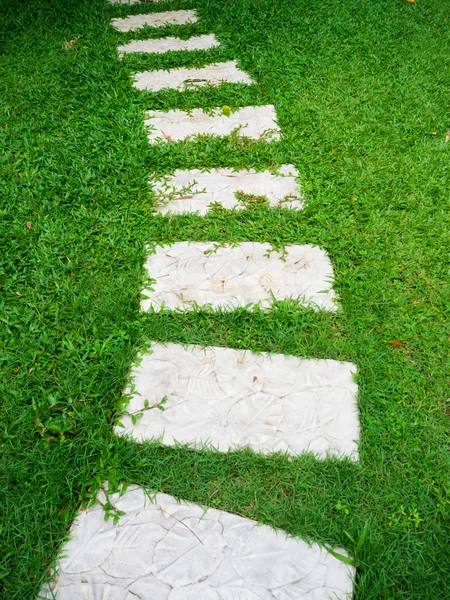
118,34,220,56
133,61,254,92
151,164,302,214
40,486,355,599
116,343,360,458
141,242,337,312
111,10,197,32
145,105,280,143
108,0,163,4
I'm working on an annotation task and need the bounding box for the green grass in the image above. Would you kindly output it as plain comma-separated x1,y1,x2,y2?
1,0,449,596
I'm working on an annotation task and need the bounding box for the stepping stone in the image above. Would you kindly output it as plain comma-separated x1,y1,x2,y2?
133,61,254,92
108,0,163,4
151,164,302,214
141,242,337,312
111,10,197,32
117,343,360,458
145,104,280,143
108,0,154,4
40,486,355,599
118,33,220,56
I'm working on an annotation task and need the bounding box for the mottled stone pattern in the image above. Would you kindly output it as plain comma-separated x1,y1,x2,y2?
117,343,359,458
108,0,154,4
144,105,281,143
118,34,220,56
109,0,164,4
40,487,355,599
111,10,198,33
133,61,254,92
151,164,302,214
141,242,337,312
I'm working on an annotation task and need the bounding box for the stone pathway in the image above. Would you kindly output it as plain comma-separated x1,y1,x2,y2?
41,2,359,597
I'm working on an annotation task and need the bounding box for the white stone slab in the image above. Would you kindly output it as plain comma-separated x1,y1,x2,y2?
111,10,197,32
151,164,303,214
141,242,337,312
145,105,280,143
133,61,254,92
108,0,157,4
109,0,164,4
118,34,220,56
40,486,355,599
117,343,359,458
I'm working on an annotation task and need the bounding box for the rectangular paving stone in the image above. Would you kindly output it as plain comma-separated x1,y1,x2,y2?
111,10,197,32
116,343,360,458
151,164,303,214
108,0,163,4
118,34,220,56
145,104,280,143
133,61,254,92
40,486,355,599
141,241,337,312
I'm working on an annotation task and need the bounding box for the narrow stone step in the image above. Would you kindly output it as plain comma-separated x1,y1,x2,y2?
145,104,280,143
111,9,197,32
133,61,254,92
108,0,163,4
151,164,302,214
141,241,337,312
108,0,157,4
117,343,359,458
40,486,355,599
118,33,220,56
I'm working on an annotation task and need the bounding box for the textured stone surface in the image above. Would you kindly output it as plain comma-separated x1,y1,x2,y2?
108,0,158,4
133,61,254,92
111,10,197,32
151,164,302,214
108,0,162,4
40,486,355,599
118,34,220,56
145,105,280,143
141,242,337,312
116,343,359,458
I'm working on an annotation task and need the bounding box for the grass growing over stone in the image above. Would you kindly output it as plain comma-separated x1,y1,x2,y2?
1,0,449,597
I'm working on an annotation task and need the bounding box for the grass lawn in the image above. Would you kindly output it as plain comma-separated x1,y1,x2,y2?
1,0,449,597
